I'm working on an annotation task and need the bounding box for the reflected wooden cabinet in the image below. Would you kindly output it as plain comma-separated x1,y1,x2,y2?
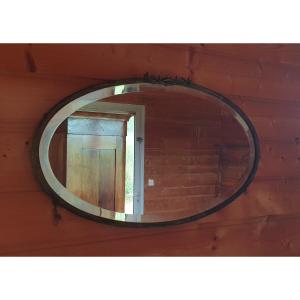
50,112,130,212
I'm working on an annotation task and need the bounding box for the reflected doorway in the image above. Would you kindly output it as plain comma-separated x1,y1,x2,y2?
49,102,145,215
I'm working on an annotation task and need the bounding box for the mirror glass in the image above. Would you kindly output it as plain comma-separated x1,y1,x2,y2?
38,82,258,224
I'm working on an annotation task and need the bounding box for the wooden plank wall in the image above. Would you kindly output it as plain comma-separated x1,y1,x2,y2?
0,44,300,256
105,92,250,217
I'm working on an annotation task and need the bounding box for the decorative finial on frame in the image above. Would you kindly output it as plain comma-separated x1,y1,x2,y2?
143,72,192,86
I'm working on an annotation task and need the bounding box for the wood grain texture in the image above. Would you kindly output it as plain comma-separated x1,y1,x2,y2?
0,44,300,256
105,90,251,216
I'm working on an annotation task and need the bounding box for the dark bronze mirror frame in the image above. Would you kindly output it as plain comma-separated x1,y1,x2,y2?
32,75,260,227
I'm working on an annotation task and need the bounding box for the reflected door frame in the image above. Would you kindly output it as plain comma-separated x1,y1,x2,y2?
79,101,145,216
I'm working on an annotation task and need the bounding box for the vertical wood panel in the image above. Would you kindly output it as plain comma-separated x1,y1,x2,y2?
81,148,101,206
66,135,83,199
99,149,116,211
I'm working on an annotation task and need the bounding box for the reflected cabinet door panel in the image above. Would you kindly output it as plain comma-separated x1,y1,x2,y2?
34,78,260,226
65,113,127,211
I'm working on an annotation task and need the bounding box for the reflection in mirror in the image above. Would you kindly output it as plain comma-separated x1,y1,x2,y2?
49,102,144,217
41,82,258,224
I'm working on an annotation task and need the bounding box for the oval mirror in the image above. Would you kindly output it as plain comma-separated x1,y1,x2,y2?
33,77,259,226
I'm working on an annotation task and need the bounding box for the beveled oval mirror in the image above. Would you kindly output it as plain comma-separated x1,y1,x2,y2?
33,76,259,226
